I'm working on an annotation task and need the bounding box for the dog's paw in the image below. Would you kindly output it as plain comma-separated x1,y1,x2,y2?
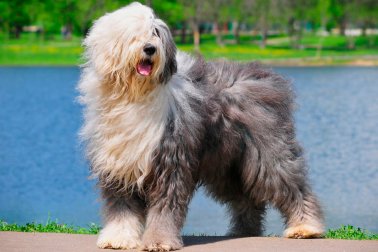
140,243,179,252
97,235,141,249
284,223,324,239
97,228,141,249
140,234,183,251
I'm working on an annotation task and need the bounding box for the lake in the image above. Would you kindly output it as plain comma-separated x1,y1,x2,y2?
0,66,377,235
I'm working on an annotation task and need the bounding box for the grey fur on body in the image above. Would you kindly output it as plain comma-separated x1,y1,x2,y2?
79,3,324,251
147,58,324,238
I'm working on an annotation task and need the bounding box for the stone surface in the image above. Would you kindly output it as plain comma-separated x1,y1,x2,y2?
1,232,377,252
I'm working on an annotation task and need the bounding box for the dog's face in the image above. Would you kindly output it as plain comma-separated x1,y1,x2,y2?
84,2,177,99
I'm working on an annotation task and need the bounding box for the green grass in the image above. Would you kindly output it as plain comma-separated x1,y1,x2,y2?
0,220,100,234
324,225,378,240
182,34,378,63
1,32,377,66
0,220,377,240
0,33,83,66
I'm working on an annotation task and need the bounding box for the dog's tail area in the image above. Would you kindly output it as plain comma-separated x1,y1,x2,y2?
209,62,325,236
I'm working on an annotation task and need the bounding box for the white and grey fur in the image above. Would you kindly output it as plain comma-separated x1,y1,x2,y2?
78,2,324,251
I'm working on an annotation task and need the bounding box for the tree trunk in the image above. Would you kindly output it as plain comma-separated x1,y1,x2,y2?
362,20,368,36
339,17,347,36
233,21,240,44
13,25,22,39
288,18,303,50
259,11,268,49
214,21,223,46
260,26,267,49
347,36,355,50
180,21,187,44
63,24,72,40
190,20,200,51
294,22,303,50
316,19,327,58
288,17,295,48
194,28,200,51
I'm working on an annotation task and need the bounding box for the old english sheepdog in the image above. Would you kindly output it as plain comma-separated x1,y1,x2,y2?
78,2,324,251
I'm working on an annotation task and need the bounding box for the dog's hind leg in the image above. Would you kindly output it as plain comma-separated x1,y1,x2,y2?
97,187,145,249
240,140,324,238
276,183,324,238
227,198,266,237
268,157,325,239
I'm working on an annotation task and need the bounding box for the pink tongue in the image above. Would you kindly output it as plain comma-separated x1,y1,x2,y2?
137,63,152,76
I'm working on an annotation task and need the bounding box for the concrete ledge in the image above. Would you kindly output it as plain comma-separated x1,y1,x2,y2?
1,231,377,252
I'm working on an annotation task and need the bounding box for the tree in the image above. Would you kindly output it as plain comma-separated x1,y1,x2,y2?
152,0,184,28
354,0,378,36
0,0,11,37
283,0,317,49
229,0,255,44
329,0,348,36
206,0,230,46
315,0,332,57
256,0,271,48
178,0,206,50
0,0,31,39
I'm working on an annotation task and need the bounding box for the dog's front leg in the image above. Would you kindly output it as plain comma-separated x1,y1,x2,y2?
141,205,186,251
97,189,145,250
141,169,195,251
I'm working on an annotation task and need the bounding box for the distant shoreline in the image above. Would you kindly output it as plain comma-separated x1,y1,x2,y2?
263,58,378,67
1,33,377,67
0,56,378,67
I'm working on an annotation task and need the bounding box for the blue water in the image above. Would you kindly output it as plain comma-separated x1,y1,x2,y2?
0,66,377,235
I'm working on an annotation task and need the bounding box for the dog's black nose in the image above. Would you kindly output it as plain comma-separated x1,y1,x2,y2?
143,44,156,56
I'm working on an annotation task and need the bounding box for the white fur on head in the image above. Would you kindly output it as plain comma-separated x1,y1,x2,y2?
78,2,180,192
83,2,176,101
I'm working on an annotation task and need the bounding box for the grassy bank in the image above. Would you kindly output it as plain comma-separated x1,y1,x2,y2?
1,220,377,240
1,33,377,66
0,220,100,235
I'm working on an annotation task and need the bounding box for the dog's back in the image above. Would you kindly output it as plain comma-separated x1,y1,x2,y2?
193,59,299,194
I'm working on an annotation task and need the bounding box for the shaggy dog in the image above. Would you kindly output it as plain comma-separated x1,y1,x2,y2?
78,2,324,251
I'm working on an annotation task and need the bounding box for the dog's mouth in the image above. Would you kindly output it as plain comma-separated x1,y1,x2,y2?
137,59,153,76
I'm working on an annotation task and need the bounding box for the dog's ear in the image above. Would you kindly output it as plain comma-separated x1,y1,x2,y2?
84,31,124,77
156,24,177,84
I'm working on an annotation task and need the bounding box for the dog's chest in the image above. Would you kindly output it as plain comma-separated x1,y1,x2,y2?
98,87,169,186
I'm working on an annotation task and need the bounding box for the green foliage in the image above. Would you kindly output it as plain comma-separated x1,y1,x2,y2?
152,0,183,27
325,225,378,240
0,0,377,50
0,220,100,234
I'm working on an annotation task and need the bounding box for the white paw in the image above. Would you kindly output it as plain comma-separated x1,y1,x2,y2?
141,232,183,251
97,223,142,249
141,241,183,252
284,223,324,239
97,231,141,249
